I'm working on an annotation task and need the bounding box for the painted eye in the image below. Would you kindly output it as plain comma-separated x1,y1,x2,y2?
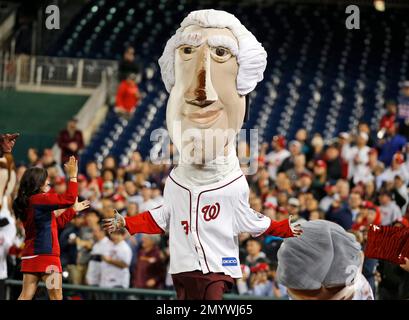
183,47,193,54
210,47,232,62
215,47,227,57
179,45,196,61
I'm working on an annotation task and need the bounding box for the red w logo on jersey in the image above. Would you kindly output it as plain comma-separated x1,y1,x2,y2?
201,202,220,221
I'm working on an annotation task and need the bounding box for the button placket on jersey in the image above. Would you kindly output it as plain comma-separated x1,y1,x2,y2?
190,190,205,267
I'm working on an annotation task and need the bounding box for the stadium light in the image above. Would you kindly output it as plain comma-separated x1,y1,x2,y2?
374,0,386,12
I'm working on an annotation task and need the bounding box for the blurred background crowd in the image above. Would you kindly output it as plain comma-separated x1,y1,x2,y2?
2,81,409,299
1,0,409,300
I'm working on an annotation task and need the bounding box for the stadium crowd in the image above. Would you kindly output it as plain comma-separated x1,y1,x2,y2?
2,83,409,300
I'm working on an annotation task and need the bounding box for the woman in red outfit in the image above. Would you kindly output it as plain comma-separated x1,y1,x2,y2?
13,156,89,300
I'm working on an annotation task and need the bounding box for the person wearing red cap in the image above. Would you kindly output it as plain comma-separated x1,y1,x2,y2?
248,262,285,298
113,194,127,215
379,101,397,137
265,135,290,180
352,200,381,231
376,152,409,190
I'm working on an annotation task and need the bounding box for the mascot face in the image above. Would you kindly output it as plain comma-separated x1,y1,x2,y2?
166,26,245,164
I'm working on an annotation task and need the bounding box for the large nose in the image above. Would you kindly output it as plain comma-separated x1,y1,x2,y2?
184,46,218,107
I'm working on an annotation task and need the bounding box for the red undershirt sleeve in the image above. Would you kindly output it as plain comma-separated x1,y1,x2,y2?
263,219,294,238
124,211,165,235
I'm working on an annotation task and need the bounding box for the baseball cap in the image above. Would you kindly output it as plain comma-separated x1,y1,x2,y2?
361,200,376,210
315,159,327,169
393,152,404,164
142,181,152,189
112,194,126,202
273,135,286,148
250,262,269,273
338,132,350,139
324,180,337,193
288,198,300,207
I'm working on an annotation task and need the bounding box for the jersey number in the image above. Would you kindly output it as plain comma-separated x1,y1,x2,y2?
181,220,189,235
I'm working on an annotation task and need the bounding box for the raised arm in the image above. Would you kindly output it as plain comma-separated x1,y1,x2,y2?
31,181,78,209
31,156,79,209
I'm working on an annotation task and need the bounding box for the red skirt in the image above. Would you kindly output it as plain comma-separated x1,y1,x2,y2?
21,255,62,273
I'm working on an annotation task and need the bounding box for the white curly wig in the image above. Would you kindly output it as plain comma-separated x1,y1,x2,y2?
158,9,267,96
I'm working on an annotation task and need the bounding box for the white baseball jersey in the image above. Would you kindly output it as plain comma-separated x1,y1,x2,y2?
85,236,111,286
352,273,374,300
149,169,271,279
100,240,132,288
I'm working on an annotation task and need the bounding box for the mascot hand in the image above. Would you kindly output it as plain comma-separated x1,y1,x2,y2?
289,216,303,237
102,210,126,233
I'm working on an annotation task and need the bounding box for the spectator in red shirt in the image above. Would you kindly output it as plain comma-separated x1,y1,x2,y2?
132,234,165,289
379,100,397,138
115,73,141,118
57,118,84,165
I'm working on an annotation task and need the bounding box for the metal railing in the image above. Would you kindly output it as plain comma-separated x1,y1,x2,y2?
5,279,280,300
0,51,118,92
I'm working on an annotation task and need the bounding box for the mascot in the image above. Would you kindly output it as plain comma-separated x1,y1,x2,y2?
104,10,301,300
276,220,374,300
0,133,18,299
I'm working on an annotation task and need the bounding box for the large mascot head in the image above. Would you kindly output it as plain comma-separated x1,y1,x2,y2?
159,9,267,165
276,220,364,300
